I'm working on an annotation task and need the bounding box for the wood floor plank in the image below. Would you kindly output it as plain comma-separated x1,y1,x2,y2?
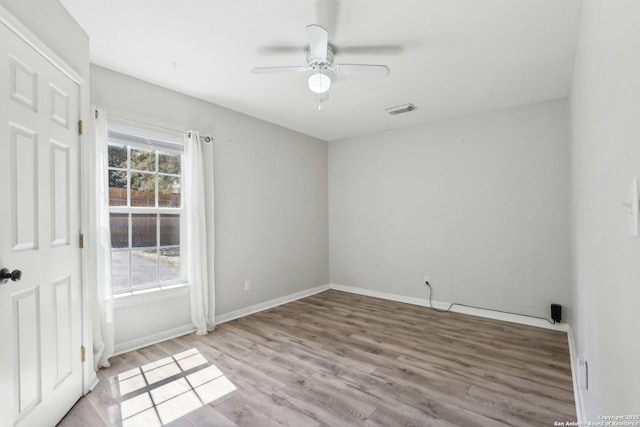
182,405,237,427
483,369,575,402
213,394,283,427
275,381,372,427
57,397,107,427
62,290,576,426
229,381,321,427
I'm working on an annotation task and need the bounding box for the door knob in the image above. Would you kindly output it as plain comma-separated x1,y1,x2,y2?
0,268,22,284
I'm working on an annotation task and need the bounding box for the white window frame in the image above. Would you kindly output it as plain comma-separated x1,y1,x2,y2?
107,120,187,296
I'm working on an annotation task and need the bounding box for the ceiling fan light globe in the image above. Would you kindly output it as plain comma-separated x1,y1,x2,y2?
308,73,331,94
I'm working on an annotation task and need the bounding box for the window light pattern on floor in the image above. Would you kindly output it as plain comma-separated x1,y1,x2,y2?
117,348,236,426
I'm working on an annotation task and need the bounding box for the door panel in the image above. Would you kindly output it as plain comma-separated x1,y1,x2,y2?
0,18,83,427
52,276,73,387
10,124,39,251
9,55,38,112
13,287,41,417
50,140,70,247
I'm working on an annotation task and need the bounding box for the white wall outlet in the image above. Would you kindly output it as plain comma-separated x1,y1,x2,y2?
578,356,588,390
244,280,251,291
424,275,430,284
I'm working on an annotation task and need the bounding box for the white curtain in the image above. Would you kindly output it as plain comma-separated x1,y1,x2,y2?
93,107,115,369
185,131,215,335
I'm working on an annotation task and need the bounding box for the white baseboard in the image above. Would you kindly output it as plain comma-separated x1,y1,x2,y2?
329,283,569,332
214,284,331,325
567,327,586,422
113,323,197,356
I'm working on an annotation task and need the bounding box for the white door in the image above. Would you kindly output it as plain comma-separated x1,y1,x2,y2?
0,19,83,427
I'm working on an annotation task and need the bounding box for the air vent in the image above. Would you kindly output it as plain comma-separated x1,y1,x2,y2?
385,103,417,115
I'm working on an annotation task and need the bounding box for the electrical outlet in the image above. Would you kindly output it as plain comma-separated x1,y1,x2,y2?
244,280,251,291
424,275,430,284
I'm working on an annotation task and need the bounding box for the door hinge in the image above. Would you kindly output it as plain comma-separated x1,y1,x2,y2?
78,120,83,136
79,234,84,249
81,346,86,363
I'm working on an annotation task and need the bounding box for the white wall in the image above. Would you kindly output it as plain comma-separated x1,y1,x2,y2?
90,65,328,349
329,99,571,319
570,0,640,418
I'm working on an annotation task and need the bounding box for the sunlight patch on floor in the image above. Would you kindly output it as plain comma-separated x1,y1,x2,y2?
117,348,236,426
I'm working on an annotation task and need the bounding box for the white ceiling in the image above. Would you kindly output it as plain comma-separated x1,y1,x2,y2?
59,0,581,141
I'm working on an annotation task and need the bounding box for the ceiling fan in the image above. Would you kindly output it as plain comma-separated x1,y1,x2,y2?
252,25,390,101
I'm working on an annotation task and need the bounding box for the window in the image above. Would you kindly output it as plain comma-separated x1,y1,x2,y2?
107,123,185,292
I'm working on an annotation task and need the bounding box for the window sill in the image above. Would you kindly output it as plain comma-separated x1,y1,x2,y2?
113,283,190,309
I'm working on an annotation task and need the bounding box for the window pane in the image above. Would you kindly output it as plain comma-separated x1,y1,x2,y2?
131,249,158,287
159,153,181,175
107,130,185,292
109,170,127,206
158,176,181,208
159,247,180,283
110,213,129,248
132,214,157,247
131,172,156,207
130,148,155,172
108,145,127,169
112,250,130,290
160,215,180,246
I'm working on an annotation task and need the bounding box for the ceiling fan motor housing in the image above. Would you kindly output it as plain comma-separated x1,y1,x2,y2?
307,45,334,70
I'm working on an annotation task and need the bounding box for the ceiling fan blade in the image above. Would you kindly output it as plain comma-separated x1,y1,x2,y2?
257,45,307,55
336,45,404,56
252,66,310,74
307,24,329,60
315,0,339,36
332,64,390,78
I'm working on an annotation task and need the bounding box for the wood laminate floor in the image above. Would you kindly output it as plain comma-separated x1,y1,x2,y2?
58,290,576,426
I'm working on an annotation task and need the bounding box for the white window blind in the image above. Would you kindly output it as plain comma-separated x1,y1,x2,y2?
108,120,184,154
